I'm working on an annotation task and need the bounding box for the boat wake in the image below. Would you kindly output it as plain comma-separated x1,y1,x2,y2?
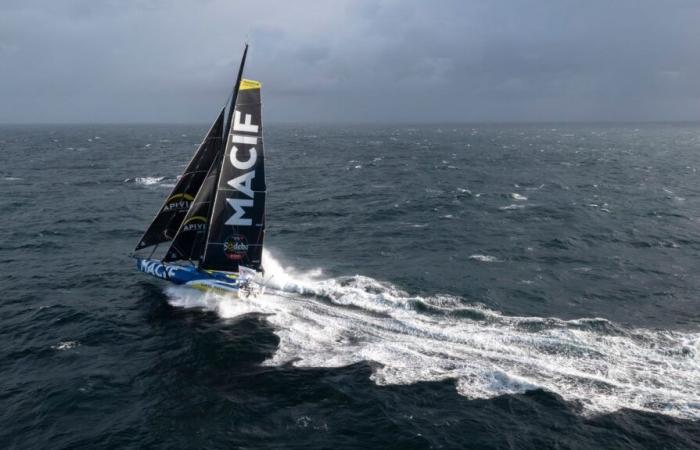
164,250,700,420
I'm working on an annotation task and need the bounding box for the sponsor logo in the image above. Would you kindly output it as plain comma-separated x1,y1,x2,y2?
182,222,205,232
163,200,190,212
139,259,178,280
181,216,207,233
225,110,259,226
163,193,194,212
223,234,248,261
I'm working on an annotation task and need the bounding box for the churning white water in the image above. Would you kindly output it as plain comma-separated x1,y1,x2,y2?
165,250,700,419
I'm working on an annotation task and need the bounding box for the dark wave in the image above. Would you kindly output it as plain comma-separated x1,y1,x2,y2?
2,123,700,449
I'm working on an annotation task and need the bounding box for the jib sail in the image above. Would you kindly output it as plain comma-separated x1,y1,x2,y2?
135,109,225,250
162,150,222,263
200,78,266,272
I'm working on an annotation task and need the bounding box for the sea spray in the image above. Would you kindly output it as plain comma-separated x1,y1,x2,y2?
165,250,700,420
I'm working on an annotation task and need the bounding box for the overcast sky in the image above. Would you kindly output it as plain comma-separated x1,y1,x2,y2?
2,0,700,123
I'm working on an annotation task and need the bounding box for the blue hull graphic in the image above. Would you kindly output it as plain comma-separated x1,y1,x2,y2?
136,259,242,294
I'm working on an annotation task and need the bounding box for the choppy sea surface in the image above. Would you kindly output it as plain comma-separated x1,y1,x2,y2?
1,123,700,449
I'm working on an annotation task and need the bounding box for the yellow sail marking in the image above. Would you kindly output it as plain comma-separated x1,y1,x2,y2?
240,79,261,90
167,193,195,202
184,215,207,224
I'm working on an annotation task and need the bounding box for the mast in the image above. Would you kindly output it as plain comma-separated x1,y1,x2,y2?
198,42,248,263
223,43,249,146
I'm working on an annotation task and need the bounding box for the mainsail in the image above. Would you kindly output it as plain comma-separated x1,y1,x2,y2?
200,78,266,272
135,109,225,250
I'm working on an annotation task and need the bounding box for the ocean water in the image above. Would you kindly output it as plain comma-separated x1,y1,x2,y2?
1,123,699,449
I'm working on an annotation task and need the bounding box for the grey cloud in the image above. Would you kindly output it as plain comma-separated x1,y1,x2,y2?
1,0,699,123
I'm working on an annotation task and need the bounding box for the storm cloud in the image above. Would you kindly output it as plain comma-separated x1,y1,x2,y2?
1,0,699,123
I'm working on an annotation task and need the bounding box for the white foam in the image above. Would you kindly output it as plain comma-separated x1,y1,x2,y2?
163,250,700,419
468,254,500,263
511,193,528,201
499,204,525,210
52,341,79,351
125,176,166,186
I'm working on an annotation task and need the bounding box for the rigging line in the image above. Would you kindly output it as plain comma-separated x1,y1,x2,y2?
148,243,158,260
162,113,227,265
162,106,228,237
197,150,224,265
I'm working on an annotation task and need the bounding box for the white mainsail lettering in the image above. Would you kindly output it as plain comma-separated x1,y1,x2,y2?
229,145,257,170
225,107,260,228
225,198,254,226
232,134,257,145
232,110,259,133
227,171,255,198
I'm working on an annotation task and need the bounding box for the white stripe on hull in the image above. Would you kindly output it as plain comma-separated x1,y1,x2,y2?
185,279,241,296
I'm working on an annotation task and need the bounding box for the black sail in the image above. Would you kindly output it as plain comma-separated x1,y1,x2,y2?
200,79,266,272
135,109,225,250
162,151,222,262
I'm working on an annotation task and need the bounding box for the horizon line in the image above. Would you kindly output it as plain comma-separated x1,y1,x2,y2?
2,119,700,127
